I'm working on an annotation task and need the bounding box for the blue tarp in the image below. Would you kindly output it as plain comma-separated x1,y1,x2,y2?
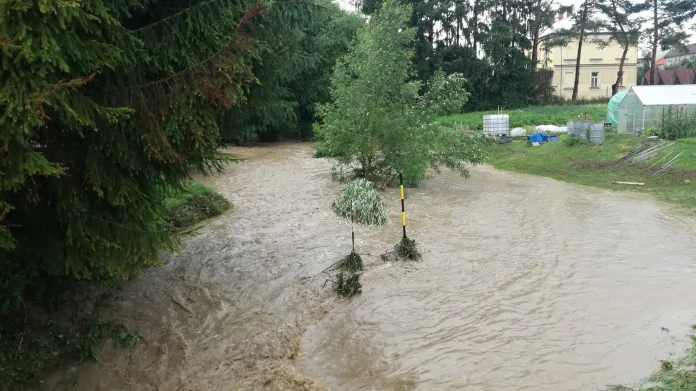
527,133,550,143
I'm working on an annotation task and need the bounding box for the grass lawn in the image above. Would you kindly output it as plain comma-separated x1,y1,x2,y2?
487,133,696,214
439,104,606,130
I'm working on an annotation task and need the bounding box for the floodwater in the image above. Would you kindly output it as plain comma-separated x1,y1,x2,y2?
51,143,696,391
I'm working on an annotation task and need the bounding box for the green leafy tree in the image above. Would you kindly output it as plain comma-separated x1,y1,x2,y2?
0,0,262,313
596,0,648,95
315,3,488,187
219,0,363,144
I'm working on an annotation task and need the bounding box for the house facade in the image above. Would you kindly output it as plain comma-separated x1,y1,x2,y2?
535,33,638,100
663,43,696,67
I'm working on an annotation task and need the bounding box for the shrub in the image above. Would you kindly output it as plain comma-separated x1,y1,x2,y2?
661,107,696,140
332,179,387,225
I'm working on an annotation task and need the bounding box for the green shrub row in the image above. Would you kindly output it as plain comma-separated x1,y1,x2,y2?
438,104,606,130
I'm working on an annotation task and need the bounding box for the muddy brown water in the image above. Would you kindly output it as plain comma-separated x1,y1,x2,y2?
49,143,696,391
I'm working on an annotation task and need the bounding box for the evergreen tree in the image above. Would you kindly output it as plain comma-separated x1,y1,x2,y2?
645,0,694,85
219,0,363,144
0,0,263,312
596,0,647,95
567,0,599,102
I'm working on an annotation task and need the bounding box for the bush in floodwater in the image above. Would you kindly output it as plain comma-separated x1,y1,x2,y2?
332,179,388,225
337,251,364,272
326,252,363,298
335,270,362,297
394,237,421,261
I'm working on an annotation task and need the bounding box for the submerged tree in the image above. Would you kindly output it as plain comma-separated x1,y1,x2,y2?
315,3,488,187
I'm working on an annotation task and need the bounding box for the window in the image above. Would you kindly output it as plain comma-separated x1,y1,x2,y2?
591,72,599,88
616,71,624,86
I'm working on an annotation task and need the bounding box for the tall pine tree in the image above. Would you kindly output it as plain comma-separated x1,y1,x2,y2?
0,0,263,312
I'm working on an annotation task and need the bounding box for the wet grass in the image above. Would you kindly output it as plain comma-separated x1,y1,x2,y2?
164,181,231,231
488,134,696,214
609,328,696,391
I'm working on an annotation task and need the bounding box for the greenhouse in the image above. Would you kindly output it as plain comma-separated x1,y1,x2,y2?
617,85,696,135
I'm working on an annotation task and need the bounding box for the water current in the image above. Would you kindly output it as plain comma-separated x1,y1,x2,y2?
50,143,696,391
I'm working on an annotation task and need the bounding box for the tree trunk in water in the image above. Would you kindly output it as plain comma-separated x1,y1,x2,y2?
572,0,589,102
650,0,658,85
613,44,629,95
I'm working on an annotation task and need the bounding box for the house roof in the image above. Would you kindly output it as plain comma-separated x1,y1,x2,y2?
628,85,696,106
659,70,676,84
656,57,664,65
643,69,696,85
676,68,696,84
664,43,696,59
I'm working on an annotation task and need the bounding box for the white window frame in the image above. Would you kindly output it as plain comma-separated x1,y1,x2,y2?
590,72,600,88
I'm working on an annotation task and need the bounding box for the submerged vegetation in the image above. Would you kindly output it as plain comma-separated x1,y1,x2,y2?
0,181,227,390
394,237,422,262
332,251,364,297
164,182,231,231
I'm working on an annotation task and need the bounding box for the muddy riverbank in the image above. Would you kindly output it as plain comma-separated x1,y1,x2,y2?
50,143,696,391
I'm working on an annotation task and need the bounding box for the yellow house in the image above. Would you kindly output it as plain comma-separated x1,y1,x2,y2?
536,33,638,100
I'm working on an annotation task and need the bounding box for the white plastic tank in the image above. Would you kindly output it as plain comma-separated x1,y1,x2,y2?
483,114,510,136
567,120,576,138
576,120,591,140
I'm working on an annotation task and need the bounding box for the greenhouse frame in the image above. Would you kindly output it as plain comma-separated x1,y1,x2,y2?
617,85,696,135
